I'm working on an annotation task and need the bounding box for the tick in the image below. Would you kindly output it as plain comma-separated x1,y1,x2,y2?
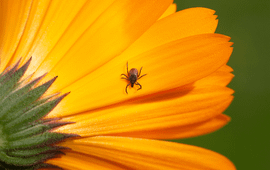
121,62,147,94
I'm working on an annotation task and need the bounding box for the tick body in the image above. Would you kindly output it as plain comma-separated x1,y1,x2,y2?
121,62,147,94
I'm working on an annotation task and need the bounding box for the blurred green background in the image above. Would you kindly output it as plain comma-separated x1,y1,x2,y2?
173,0,270,169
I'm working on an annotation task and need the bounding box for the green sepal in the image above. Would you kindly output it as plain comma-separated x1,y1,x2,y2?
4,93,67,131
7,146,68,157
0,58,78,168
0,161,63,170
6,132,78,150
7,121,71,141
0,58,21,84
3,94,59,126
29,163,63,170
0,58,31,100
0,150,62,166
11,117,61,135
0,58,31,118
0,76,57,124
0,74,45,121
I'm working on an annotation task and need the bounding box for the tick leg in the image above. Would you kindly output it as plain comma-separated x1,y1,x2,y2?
136,82,142,91
125,83,130,94
126,62,129,75
138,74,147,80
138,67,143,77
121,74,128,79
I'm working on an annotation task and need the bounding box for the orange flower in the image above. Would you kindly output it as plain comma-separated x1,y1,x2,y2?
0,0,235,169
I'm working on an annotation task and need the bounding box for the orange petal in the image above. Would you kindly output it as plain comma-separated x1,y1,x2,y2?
29,0,116,79
108,114,231,139
106,8,219,77
57,136,236,170
123,7,218,60
8,0,89,76
48,33,233,117
36,0,173,91
195,64,234,87
54,84,233,136
45,7,218,91
46,151,126,170
54,64,233,138
159,3,177,20
0,0,32,72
